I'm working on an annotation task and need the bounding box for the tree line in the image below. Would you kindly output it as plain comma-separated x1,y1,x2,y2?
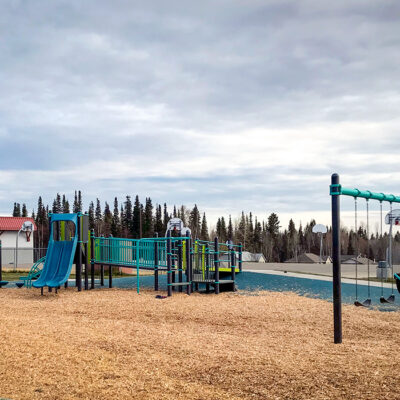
11,194,400,262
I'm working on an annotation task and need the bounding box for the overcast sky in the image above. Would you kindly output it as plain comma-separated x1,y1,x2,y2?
1,0,400,231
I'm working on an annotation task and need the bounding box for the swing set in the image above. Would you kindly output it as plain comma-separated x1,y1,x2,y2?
330,173,400,343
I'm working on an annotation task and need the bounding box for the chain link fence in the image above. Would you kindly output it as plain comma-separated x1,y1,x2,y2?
1,247,47,270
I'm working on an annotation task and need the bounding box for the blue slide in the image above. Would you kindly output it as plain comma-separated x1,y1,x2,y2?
33,213,78,289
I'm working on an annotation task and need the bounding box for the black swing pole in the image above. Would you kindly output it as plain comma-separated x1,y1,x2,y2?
331,173,342,344
382,202,395,303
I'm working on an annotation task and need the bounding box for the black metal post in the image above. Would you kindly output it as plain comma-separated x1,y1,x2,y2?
171,241,176,291
84,241,89,290
214,237,220,295
76,215,82,292
167,231,172,297
90,229,95,289
206,244,210,293
154,233,159,291
331,173,342,344
178,240,183,292
239,242,243,272
231,244,236,285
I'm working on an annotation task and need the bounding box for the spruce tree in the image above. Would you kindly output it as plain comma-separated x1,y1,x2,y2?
88,201,95,230
132,195,141,238
124,196,133,237
200,213,209,241
189,205,201,238
103,202,112,236
163,203,169,231
13,202,21,217
143,197,154,237
228,215,233,241
52,194,61,213
154,204,163,235
111,197,120,237
21,203,28,217
95,198,102,235
73,191,79,213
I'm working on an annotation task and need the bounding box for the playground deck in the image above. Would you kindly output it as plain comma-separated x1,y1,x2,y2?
0,289,399,399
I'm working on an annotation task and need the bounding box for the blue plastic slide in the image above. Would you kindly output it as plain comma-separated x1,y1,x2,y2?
33,213,78,289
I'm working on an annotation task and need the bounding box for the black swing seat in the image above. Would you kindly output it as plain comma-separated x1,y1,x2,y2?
394,274,400,294
354,298,371,307
380,294,395,304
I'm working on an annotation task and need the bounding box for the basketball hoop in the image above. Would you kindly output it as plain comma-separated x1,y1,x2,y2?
22,221,34,242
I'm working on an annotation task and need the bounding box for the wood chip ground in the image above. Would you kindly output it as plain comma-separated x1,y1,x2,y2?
0,288,399,399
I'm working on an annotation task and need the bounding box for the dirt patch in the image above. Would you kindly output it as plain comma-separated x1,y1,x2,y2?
0,288,399,399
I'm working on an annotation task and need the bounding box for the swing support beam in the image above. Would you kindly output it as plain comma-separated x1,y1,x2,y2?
330,174,400,344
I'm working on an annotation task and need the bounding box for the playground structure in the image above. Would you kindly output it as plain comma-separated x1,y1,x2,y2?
330,173,400,343
0,213,242,295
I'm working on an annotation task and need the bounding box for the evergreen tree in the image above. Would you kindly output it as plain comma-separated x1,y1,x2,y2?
154,204,163,235
189,204,201,238
143,197,154,237
132,195,141,238
103,202,112,236
78,190,82,212
52,194,62,213
88,201,95,230
21,203,28,217
124,196,133,237
95,198,102,235
62,195,70,213
220,216,227,242
111,197,120,237
163,203,169,232
228,215,233,241
253,218,262,252
73,191,79,213
200,213,209,241
12,202,21,217
266,213,280,239
236,212,246,245
173,205,177,218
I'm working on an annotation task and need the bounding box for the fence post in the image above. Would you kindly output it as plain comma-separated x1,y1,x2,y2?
91,229,95,289
214,237,220,294
239,242,243,272
167,231,172,296
154,233,159,291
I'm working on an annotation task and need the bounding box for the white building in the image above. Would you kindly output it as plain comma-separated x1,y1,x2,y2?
0,217,36,266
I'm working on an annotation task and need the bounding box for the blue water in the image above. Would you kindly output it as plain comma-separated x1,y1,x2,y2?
106,271,400,311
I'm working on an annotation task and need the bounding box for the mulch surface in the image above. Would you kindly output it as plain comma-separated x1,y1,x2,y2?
0,288,399,399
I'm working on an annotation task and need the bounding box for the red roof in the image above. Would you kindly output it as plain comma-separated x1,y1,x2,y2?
0,217,37,231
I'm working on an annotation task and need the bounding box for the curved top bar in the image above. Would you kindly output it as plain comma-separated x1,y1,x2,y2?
338,187,400,203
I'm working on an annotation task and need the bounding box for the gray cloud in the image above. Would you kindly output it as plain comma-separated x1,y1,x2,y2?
1,0,400,228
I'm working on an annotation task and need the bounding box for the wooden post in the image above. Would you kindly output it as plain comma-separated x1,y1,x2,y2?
214,237,220,294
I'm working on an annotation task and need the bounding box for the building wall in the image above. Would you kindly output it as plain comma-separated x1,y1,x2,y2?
0,231,34,266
